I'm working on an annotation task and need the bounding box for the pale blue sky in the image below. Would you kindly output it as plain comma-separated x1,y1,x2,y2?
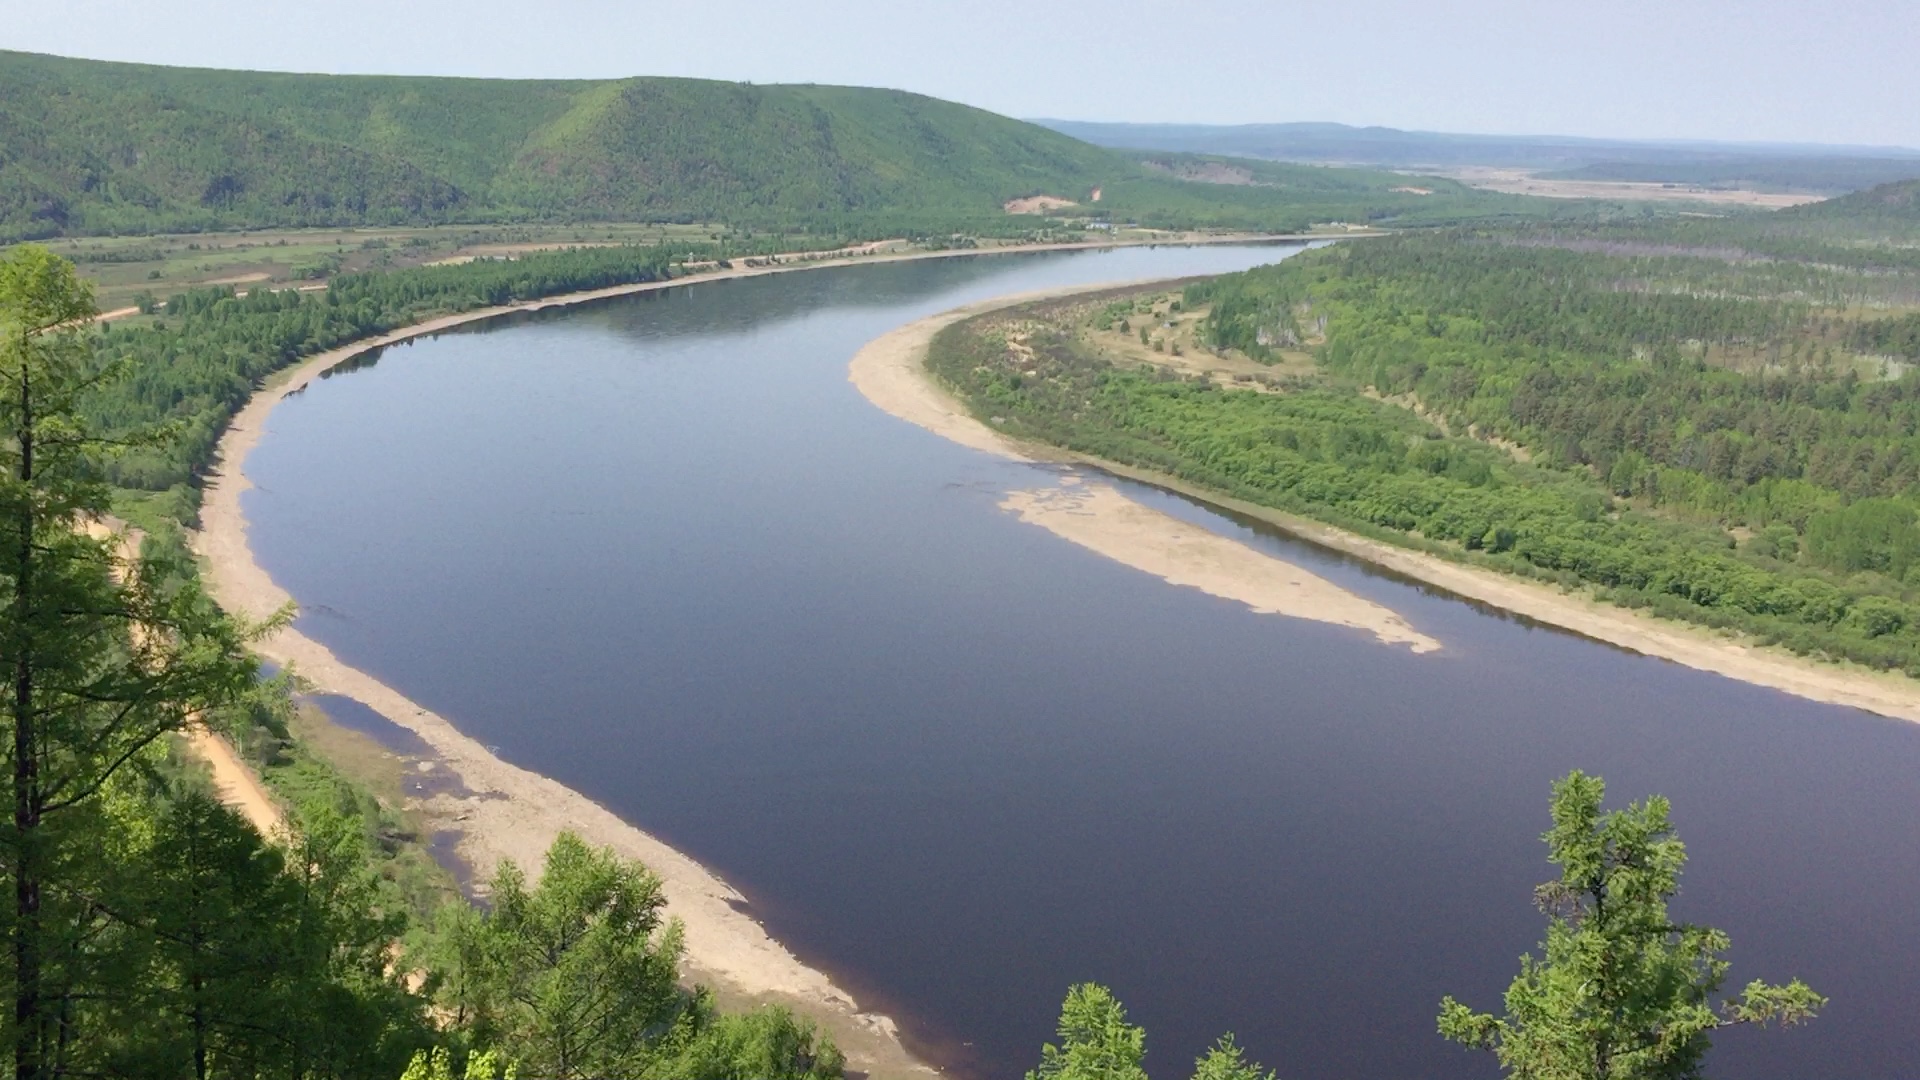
6,0,1917,148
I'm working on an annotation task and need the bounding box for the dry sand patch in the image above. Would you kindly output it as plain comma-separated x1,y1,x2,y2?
848,287,1442,654
1003,480,1439,652
1439,167,1826,208
1004,195,1080,213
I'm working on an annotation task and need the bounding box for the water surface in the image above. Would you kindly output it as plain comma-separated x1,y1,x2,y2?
245,246,1920,1079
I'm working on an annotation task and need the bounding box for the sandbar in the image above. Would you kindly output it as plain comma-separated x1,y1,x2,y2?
847,287,1441,654
1002,480,1438,652
191,242,1288,1079
847,284,1920,728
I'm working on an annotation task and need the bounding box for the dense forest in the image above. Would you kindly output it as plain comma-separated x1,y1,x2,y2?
929,189,1920,672
1540,178,1920,260
90,245,673,503
0,50,1549,241
2,246,846,1079
78,234,892,521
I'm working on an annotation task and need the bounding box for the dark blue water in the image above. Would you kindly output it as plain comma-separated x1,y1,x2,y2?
244,246,1920,1080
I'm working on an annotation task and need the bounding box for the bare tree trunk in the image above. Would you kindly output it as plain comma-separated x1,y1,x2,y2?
12,369,41,1080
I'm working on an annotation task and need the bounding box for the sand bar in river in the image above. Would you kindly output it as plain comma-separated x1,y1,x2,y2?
847,284,1441,655
848,284,1920,728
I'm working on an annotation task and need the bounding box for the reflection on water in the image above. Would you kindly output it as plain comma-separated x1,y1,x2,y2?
246,246,1920,1080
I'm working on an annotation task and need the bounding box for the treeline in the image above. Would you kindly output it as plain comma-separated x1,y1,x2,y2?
932,268,1920,673
0,49,1537,243
84,237,858,513
1193,235,1920,516
2,246,844,1079
1853,312,1920,358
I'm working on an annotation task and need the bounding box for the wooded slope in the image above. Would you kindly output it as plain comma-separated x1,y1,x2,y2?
1,50,1511,239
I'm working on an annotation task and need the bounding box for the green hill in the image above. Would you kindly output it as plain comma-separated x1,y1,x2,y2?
1728,179,1920,251
1782,178,1920,223
1,50,1548,240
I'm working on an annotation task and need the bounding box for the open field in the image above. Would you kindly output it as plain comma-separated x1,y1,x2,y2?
1436,166,1828,208
51,221,1312,317
47,222,729,311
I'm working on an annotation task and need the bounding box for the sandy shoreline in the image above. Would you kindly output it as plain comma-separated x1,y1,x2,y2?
190,233,1345,1078
846,285,1440,654
846,285,1920,729
194,239,1304,1078
1001,481,1437,652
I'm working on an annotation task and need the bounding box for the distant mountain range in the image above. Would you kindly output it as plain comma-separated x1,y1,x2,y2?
1031,120,1920,195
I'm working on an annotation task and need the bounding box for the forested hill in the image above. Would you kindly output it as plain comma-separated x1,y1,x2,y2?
1780,179,1920,224
0,50,1508,240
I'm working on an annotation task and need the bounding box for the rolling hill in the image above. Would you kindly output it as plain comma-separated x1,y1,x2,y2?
1785,178,1920,221
1,50,1546,241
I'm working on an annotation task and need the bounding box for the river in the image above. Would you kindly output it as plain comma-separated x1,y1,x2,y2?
241,244,1920,1079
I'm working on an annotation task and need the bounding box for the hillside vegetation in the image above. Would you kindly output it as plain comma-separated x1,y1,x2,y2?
0,50,1529,240
929,194,1920,673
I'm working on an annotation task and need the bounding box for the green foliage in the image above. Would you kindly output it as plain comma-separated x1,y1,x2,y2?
424,832,842,1080
1,245,267,1078
932,273,1920,673
1188,1036,1276,1080
399,1047,515,1080
1026,985,1276,1080
661,1006,847,1080
426,833,687,1075
1177,234,1920,663
1803,499,1920,578
1028,984,1148,1080
1781,178,1920,235
0,49,1544,241
1850,312,1920,358
1437,771,1823,1080
89,787,428,1077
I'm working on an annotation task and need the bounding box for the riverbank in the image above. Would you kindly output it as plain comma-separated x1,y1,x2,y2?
847,285,1920,727
846,283,1439,655
190,235,1335,1079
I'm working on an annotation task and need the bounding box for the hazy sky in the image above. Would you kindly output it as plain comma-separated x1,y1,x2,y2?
7,0,1917,148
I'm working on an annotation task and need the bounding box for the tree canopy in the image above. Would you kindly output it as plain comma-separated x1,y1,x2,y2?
1438,771,1823,1080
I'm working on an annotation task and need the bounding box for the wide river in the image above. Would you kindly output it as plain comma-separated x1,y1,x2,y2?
244,245,1919,1079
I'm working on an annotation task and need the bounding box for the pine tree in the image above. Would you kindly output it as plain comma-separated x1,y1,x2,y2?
1438,770,1824,1080
0,245,258,1077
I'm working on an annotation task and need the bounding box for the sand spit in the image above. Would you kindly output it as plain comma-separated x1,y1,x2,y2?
1097,465,1920,727
851,284,1920,728
1003,480,1438,652
846,287,1441,654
